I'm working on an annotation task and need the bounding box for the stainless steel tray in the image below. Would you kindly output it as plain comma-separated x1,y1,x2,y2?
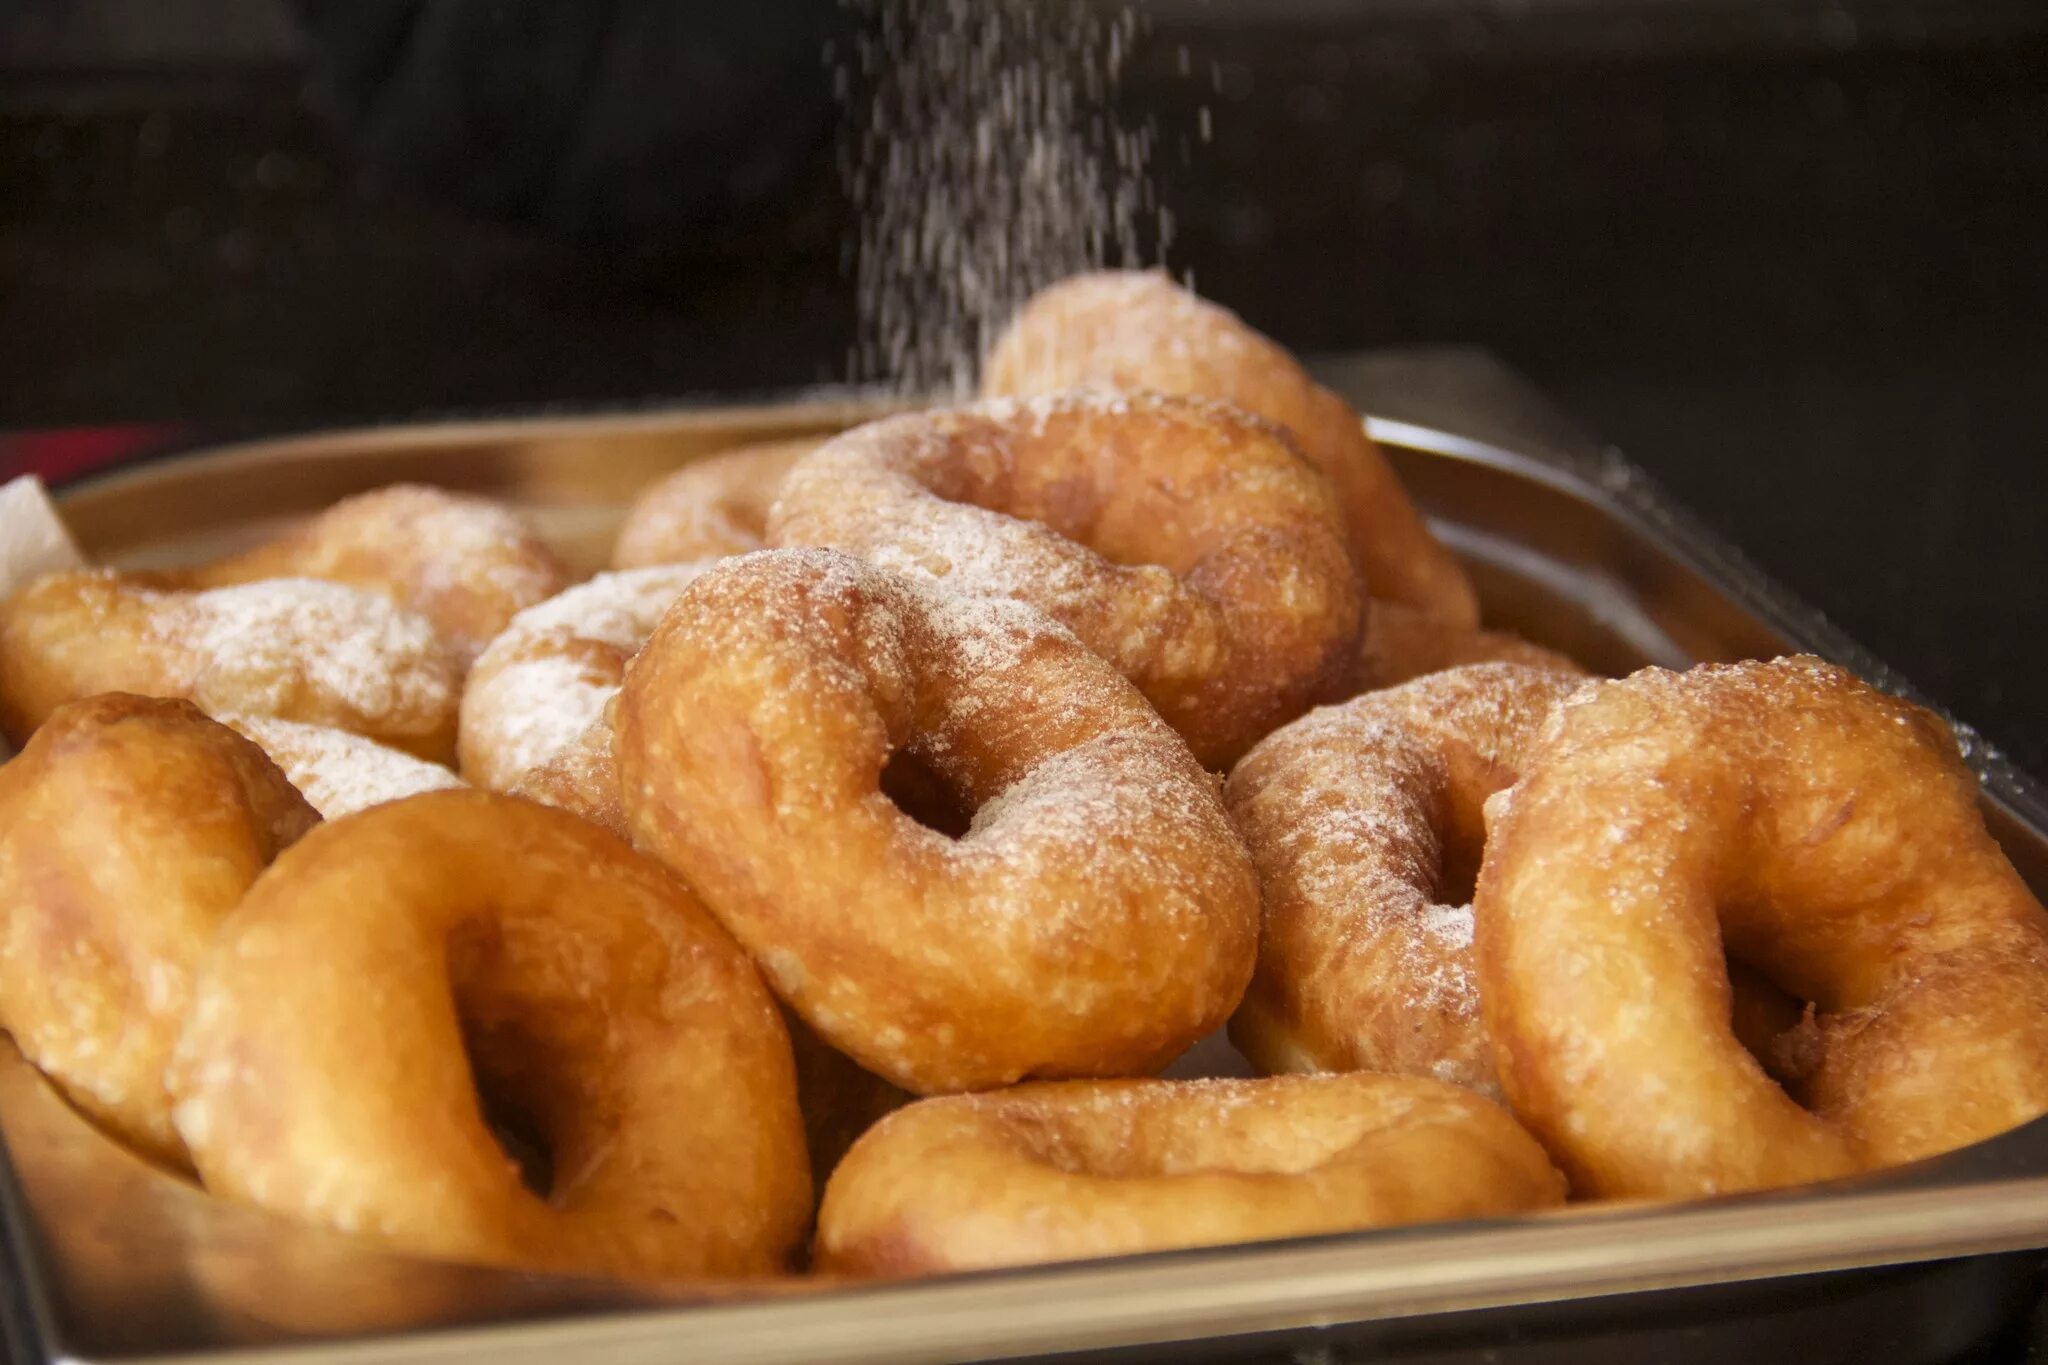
7,351,2048,1364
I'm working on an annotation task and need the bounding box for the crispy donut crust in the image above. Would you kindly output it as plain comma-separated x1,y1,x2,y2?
1357,600,1584,691
167,790,811,1280
458,564,711,794
189,485,567,663
612,438,822,569
0,696,316,1163
768,391,1364,768
1226,664,1588,1095
1477,656,2048,1197
615,549,1260,1093
983,270,1477,628
0,571,463,761
815,1074,1564,1275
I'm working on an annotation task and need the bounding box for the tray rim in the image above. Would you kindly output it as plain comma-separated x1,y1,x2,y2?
11,362,2048,1363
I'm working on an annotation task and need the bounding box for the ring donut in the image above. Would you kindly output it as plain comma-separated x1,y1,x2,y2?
983,270,1477,629
1358,600,1583,691
0,695,317,1163
815,1074,1565,1274
221,714,464,819
190,485,567,663
1477,656,2048,1197
458,564,712,796
0,572,463,761
768,391,1363,767
1226,664,1586,1095
167,789,811,1279
615,548,1260,1093
612,438,822,569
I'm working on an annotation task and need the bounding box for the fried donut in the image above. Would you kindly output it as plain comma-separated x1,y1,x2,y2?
221,714,463,819
815,1073,1564,1275
167,790,811,1280
190,485,567,663
615,549,1260,1093
983,270,1477,629
1226,664,1586,1096
612,437,822,569
458,564,711,794
768,391,1363,767
0,695,317,1163
1358,600,1583,691
0,572,463,761
1477,656,2048,1197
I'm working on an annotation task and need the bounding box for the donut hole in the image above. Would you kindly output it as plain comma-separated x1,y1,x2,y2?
880,749,974,839
1726,956,1820,1092
476,1083,555,1199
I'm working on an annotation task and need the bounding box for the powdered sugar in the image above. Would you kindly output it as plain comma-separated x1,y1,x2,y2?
223,714,463,818
162,579,458,728
459,564,711,790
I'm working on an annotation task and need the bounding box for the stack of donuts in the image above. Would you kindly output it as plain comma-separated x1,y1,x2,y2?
2,271,2045,1287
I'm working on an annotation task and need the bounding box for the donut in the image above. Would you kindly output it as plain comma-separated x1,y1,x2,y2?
815,1073,1565,1275
509,715,629,836
1225,664,1586,1095
0,694,317,1164
983,270,1477,629
167,789,812,1280
189,484,568,663
1358,600,1583,691
220,714,463,819
458,564,712,795
612,437,822,569
768,391,1364,768
0,572,463,761
1477,655,2048,1197
615,548,1260,1093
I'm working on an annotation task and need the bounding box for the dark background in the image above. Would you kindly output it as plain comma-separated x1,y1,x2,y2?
1,0,2044,780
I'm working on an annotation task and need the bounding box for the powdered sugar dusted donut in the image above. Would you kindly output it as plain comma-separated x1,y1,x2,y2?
190,485,568,663
1479,656,2048,1197
984,270,1478,629
222,714,463,819
1225,664,1586,1096
616,549,1260,1093
612,437,822,569
1358,600,1584,691
0,572,463,761
769,391,1363,768
458,564,712,803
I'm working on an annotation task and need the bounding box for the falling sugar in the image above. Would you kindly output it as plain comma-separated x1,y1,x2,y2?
835,0,1170,397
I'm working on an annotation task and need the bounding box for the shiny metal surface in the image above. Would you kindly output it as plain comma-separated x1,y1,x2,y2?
8,353,2048,1362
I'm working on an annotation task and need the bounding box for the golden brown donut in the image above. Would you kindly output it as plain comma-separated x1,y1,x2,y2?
220,714,464,818
167,790,811,1280
615,548,1260,1093
612,437,823,569
0,695,317,1164
0,572,463,761
983,270,1477,629
1225,664,1586,1095
815,1073,1565,1275
190,484,567,663
1478,656,2048,1198
1357,599,1583,691
457,564,711,795
769,391,1363,767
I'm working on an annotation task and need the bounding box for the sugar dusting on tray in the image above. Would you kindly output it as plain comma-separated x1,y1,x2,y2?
835,0,1172,396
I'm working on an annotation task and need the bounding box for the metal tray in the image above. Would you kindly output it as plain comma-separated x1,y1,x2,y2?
7,351,2048,1364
